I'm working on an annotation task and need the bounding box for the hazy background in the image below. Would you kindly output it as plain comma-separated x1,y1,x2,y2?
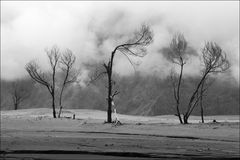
1,1,239,82
1,1,239,115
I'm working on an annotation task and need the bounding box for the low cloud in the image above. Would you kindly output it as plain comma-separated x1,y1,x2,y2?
1,1,239,84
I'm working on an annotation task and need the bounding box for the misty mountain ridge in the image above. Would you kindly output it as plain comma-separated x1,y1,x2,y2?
1,72,239,116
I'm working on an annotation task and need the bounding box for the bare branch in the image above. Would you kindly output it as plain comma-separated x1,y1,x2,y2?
25,61,50,88
88,70,107,85
112,90,120,98
116,24,153,58
168,69,178,101
202,42,230,74
119,50,138,71
46,45,61,70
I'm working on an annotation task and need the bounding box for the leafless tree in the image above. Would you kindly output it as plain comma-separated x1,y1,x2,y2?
167,33,188,124
9,80,30,110
25,46,60,118
58,49,78,118
183,42,230,124
92,24,153,123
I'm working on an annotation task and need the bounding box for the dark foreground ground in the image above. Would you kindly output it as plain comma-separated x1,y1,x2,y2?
1,109,239,159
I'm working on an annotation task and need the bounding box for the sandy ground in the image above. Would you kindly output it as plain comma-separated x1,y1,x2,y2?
0,108,239,159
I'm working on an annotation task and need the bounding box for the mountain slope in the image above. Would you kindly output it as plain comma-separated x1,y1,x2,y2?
1,75,239,116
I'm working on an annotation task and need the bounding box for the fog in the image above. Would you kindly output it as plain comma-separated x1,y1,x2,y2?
1,1,239,83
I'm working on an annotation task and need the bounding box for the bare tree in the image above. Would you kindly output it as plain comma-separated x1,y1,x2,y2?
166,33,188,124
183,42,230,124
58,49,78,118
25,46,60,118
9,80,30,110
92,24,153,123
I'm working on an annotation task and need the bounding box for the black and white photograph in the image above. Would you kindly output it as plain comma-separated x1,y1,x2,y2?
0,1,239,159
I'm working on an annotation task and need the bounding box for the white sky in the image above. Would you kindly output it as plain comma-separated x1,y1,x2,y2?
1,1,239,83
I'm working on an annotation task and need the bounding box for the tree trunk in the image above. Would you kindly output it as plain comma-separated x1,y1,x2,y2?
107,68,112,123
58,85,65,118
52,64,56,118
200,80,205,123
107,99,112,123
12,95,18,110
58,65,70,118
51,92,56,118
14,102,18,110
184,70,209,124
58,106,63,118
106,51,116,123
176,105,182,124
176,63,184,124
52,104,56,118
183,115,188,124
200,105,204,123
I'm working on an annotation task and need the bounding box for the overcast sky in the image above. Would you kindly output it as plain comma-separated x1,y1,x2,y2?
1,1,239,83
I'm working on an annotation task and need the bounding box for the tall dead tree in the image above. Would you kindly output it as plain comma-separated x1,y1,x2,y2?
25,46,60,118
58,49,77,118
9,80,30,110
167,33,188,124
93,25,153,123
183,42,230,124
